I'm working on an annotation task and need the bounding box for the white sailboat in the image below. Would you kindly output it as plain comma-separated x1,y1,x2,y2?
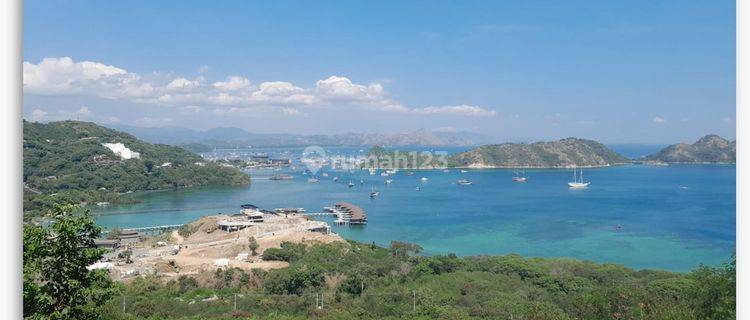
512,169,527,182
567,167,590,188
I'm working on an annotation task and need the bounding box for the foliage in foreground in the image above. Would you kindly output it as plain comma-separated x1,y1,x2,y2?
98,241,734,320
23,205,116,319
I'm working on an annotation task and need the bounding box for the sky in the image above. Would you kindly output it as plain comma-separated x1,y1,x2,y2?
22,0,735,143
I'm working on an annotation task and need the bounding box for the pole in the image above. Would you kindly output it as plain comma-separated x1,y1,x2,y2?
412,290,416,311
122,296,126,313
321,292,324,309
234,294,237,311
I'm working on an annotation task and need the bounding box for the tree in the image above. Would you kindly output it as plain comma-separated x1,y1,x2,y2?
23,204,116,319
389,241,423,257
248,236,259,256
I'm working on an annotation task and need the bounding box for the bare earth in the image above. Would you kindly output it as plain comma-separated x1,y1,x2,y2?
107,213,343,281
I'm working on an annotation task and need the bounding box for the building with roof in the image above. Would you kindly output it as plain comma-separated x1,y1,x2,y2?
334,202,367,225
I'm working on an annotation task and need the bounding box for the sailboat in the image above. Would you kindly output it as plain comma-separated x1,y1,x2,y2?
567,167,590,188
369,187,379,198
512,169,527,182
348,180,355,188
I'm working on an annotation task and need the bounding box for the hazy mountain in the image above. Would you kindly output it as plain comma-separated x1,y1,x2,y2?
644,134,736,163
114,125,495,147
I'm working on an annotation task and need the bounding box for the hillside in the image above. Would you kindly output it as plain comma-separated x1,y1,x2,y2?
23,120,250,218
644,134,736,164
448,138,630,168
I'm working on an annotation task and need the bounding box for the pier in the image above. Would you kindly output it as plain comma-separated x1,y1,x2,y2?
123,224,184,232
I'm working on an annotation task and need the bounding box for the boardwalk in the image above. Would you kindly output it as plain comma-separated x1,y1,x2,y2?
123,224,184,232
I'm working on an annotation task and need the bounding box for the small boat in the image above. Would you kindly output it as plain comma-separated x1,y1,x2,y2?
308,178,319,183
406,171,415,176
348,181,355,188
457,179,473,186
369,168,376,175
333,177,339,182
360,179,365,185
369,191,379,198
415,186,421,191
385,179,393,184
322,172,329,177
460,170,468,173
512,170,527,182
421,177,429,182
568,167,590,188
380,172,389,177
442,169,450,173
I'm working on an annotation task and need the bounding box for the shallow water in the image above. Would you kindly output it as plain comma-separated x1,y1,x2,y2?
93,152,735,272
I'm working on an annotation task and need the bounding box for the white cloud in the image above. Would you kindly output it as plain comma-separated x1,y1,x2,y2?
213,76,252,91
24,57,496,118
76,106,93,117
29,109,48,121
412,105,497,117
652,116,666,123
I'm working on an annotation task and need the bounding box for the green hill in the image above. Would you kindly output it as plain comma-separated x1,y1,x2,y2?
23,120,250,218
644,134,736,164
448,138,630,168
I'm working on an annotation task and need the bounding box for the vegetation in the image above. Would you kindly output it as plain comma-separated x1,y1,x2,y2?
92,240,734,320
248,236,259,256
448,138,630,168
645,134,736,164
23,205,116,319
23,120,250,219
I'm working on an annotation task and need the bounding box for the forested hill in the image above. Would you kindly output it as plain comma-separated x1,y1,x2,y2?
448,138,630,168
23,120,250,218
644,134,736,164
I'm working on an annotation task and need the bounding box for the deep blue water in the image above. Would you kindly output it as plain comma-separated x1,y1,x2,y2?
93,148,735,272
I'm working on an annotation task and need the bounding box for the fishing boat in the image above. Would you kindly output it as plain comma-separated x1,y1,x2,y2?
512,169,527,182
457,179,473,186
567,167,590,188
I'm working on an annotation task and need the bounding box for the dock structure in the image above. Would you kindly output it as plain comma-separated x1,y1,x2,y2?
123,224,184,232
333,202,368,225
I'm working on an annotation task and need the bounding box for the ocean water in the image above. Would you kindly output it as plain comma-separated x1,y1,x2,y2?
93,151,735,272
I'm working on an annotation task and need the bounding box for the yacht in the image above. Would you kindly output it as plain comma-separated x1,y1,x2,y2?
308,178,320,183
385,179,393,184
568,167,590,188
457,179,473,186
348,181,355,188
512,169,527,182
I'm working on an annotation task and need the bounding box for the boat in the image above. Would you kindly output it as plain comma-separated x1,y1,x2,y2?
380,172,389,177
457,179,473,186
270,173,293,180
308,178,320,183
415,186,421,191
442,169,450,173
369,190,379,198
460,170,468,173
512,169,527,182
333,177,339,182
385,179,393,184
567,167,590,188
348,181,355,188
406,171,415,176
421,177,429,182
322,172,329,177
360,179,364,185
369,168,377,175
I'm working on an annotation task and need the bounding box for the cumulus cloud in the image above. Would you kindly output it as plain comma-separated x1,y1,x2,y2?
652,116,666,123
24,57,497,118
29,109,48,121
76,106,93,117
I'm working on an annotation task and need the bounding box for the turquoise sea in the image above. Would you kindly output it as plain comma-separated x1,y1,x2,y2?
93,147,735,272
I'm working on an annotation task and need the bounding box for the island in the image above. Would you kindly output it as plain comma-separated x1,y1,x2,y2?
644,134,736,164
23,120,250,219
365,138,630,169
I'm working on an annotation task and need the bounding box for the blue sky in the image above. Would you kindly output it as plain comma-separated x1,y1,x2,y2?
23,0,735,143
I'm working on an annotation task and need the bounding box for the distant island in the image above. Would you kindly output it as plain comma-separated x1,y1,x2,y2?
23,120,250,219
365,138,630,169
114,125,495,148
644,134,736,164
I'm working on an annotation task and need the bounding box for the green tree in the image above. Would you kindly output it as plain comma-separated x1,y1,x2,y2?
248,236,259,256
23,204,116,319
389,240,423,257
